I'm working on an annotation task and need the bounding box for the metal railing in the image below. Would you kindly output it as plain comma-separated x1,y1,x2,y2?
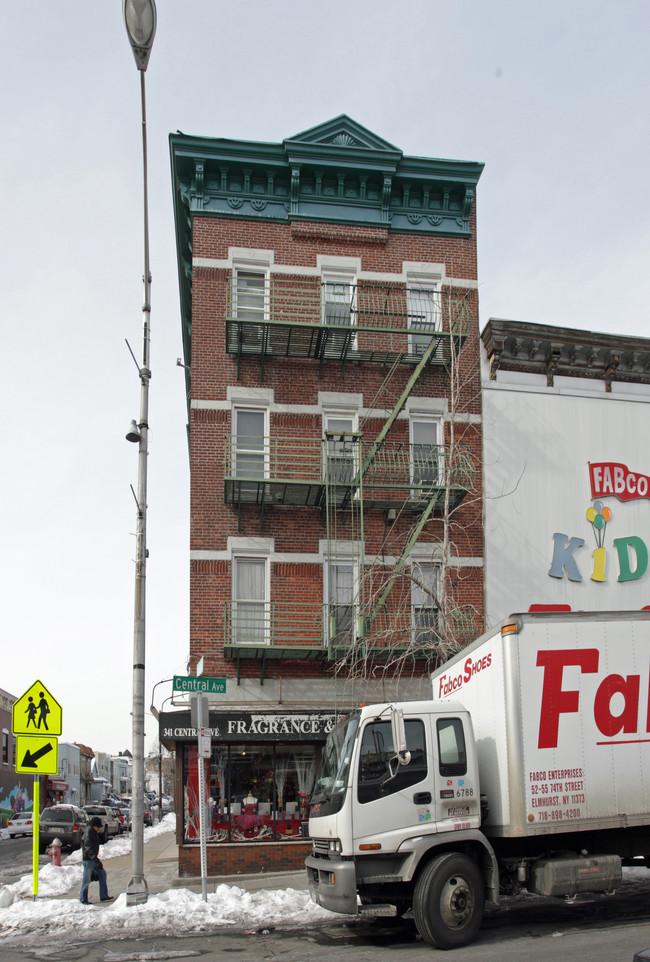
222,600,468,658
224,277,473,366
223,436,475,496
224,601,324,651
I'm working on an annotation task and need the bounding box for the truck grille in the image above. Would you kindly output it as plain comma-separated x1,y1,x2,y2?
311,838,331,856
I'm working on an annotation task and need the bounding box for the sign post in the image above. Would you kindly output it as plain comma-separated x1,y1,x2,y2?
195,696,209,902
12,680,62,900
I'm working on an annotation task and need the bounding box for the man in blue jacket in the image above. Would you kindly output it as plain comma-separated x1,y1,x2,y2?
80,816,113,904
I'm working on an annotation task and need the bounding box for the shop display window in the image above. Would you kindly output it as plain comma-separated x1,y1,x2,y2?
183,743,317,843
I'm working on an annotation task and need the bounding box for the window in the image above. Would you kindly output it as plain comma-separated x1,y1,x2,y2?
234,267,267,347
184,742,318,843
327,560,356,647
412,563,440,646
408,284,440,356
437,717,467,777
233,407,266,482
322,275,354,326
357,719,427,803
2,730,8,765
410,416,441,491
232,556,268,644
322,273,357,353
324,414,356,485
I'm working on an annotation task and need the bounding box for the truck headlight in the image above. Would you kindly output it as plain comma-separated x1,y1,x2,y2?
328,838,342,854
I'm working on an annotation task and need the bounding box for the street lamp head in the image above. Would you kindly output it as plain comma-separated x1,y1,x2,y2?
126,419,142,443
123,0,157,71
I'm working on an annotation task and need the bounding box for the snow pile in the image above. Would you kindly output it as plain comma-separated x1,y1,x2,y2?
3,814,177,900
0,884,333,944
0,812,337,946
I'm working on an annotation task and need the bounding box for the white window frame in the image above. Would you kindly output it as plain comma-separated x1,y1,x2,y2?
411,561,440,646
407,275,441,357
321,270,357,350
232,554,270,646
232,405,269,481
322,410,359,490
409,414,442,496
324,554,359,649
232,262,269,348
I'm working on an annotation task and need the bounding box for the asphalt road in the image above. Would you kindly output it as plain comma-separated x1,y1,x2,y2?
3,834,650,961
0,837,39,887
3,872,650,961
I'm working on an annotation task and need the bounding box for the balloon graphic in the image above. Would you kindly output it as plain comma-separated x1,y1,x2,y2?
586,502,612,548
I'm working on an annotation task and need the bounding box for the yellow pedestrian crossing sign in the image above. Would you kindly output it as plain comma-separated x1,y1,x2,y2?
15,734,59,775
12,680,62,737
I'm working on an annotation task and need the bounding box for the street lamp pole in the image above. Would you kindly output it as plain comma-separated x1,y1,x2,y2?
123,0,157,908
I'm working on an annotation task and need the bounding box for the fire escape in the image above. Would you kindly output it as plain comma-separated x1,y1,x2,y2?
222,277,475,679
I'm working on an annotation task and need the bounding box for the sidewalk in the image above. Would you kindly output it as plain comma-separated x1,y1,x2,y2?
94,831,308,899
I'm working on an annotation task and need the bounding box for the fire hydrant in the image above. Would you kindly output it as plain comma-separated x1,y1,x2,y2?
46,838,62,867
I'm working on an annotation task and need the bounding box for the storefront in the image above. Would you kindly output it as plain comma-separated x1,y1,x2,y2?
45,778,69,806
160,708,338,876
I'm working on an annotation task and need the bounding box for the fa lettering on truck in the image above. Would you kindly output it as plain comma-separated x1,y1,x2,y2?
305,610,650,950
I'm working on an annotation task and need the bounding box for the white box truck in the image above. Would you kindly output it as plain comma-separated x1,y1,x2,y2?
306,610,650,949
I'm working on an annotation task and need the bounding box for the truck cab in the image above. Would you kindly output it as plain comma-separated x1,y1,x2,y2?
306,701,497,948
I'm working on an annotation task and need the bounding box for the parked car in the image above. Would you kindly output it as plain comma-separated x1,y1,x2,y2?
143,807,153,827
161,796,174,814
5,811,34,837
114,807,131,832
39,805,88,852
82,804,121,842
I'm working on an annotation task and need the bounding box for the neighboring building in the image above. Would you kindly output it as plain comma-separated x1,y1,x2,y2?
76,743,94,806
112,753,132,797
0,687,44,823
92,751,114,801
58,742,81,807
481,318,650,624
168,116,485,875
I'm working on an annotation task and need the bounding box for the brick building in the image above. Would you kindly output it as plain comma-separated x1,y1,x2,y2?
167,116,485,876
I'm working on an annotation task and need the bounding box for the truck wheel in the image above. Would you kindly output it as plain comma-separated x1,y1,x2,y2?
413,852,485,950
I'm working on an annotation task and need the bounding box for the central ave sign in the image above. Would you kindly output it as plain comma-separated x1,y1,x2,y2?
173,675,226,694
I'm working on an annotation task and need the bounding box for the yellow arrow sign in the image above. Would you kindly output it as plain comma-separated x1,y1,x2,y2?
15,734,59,775
12,680,62,737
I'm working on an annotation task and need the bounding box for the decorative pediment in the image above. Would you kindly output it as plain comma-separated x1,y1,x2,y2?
286,115,400,153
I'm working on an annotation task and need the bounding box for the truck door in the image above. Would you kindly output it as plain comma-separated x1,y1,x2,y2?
351,715,433,845
432,715,480,831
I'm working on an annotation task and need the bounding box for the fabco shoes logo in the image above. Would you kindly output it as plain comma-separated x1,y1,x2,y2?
549,462,649,585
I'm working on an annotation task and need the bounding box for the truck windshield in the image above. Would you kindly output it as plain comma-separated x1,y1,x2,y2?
311,713,359,811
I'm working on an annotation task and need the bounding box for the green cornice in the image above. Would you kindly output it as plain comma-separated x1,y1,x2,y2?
170,115,483,236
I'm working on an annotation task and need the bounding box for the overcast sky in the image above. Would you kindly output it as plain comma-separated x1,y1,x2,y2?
1,0,648,756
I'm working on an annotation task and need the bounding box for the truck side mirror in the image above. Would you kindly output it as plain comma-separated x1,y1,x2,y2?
390,708,411,768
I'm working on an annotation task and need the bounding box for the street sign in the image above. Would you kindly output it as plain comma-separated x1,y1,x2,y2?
174,675,226,694
12,680,62,736
199,726,212,759
15,735,59,775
